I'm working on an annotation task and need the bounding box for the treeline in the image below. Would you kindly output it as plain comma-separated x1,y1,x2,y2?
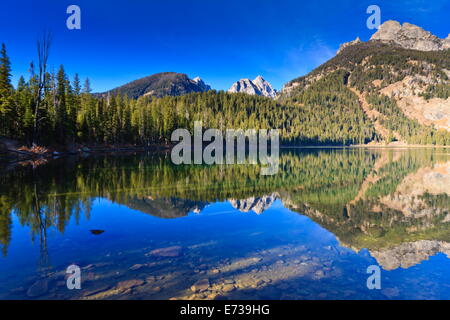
0,42,95,145
1,41,449,147
0,42,375,147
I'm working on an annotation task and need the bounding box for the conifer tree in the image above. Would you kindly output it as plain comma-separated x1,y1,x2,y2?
0,43,15,137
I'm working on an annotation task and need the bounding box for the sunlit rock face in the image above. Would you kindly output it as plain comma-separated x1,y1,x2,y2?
379,75,450,132
252,76,278,98
229,193,278,214
228,76,277,98
370,20,448,51
370,240,450,270
228,79,259,95
336,20,449,54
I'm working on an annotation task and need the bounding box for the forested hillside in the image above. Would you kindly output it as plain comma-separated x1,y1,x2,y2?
282,41,450,145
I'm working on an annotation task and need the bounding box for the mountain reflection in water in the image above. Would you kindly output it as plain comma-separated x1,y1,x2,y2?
0,148,450,300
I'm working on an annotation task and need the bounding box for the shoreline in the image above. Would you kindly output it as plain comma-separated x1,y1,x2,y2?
2,140,450,169
0,141,172,170
283,145,450,149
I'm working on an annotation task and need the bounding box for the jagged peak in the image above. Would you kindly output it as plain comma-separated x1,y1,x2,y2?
228,76,277,98
337,21,449,54
191,76,211,91
370,20,447,51
337,36,361,54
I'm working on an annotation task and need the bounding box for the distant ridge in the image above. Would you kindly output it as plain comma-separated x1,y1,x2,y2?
101,72,211,99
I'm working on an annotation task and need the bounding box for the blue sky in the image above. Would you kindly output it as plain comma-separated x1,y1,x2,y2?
1,0,449,92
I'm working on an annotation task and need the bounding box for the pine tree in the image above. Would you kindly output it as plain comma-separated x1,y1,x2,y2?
0,43,15,137
83,78,92,94
16,76,34,140
73,73,81,95
55,65,68,143
0,44,12,92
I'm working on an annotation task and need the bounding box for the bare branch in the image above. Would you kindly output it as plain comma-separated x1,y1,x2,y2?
32,31,52,144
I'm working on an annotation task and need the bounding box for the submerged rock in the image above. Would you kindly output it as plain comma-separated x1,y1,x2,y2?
27,279,48,297
82,284,111,297
117,279,145,290
82,264,95,270
89,229,105,235
129,264,144,271
149,246,182,257
222,284,236,293
382,287,400,298
314,270,325,279
151,286,162,293
10,287,25,294
191,279,210,292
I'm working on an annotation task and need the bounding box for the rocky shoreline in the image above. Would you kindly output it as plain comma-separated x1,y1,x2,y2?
0,138,172,170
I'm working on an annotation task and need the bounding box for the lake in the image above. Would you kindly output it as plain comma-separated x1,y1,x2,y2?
1,148,450,300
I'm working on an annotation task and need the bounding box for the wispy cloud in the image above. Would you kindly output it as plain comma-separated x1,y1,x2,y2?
264,36,336,88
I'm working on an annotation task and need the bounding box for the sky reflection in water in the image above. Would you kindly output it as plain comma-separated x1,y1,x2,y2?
1,148,450,300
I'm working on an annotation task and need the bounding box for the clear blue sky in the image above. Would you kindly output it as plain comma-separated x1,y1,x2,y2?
1,0,449,92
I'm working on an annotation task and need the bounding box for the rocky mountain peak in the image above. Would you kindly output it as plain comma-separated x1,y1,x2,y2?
253,75,265,83
192,76,212,92
101,72,212,99
228,79,259,95
229,193,278,214
228,76,277,98
370,20,448,51
337,37,361,54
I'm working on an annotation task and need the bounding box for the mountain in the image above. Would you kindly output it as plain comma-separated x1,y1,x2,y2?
102,72,211,99
192,76,212,92
281,20,450,145
338,21,450,53
336,37,361,54
370,20,450,51
228,76,277,98
229,193,278,214
125,196,207,219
